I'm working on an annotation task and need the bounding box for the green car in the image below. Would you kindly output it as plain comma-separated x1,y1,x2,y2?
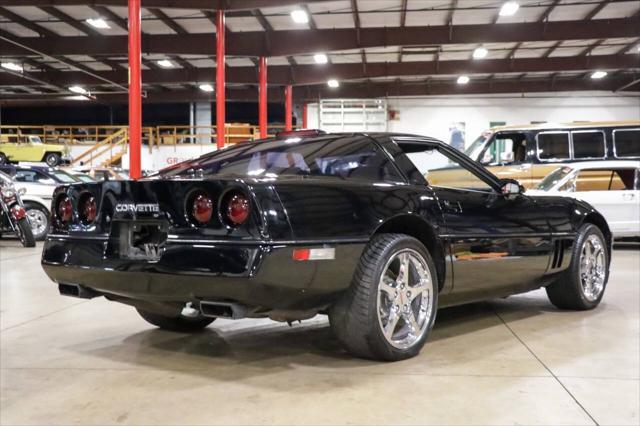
0,134,71,166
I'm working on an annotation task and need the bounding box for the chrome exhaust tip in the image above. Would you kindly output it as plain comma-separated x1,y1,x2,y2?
199,301,247,319
58,283,99,299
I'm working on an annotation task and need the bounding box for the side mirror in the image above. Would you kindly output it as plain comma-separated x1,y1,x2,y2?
500,179,524,199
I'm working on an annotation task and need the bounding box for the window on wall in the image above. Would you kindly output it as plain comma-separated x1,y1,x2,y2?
613,129,640,158
572,131,606,159
537,132,570,160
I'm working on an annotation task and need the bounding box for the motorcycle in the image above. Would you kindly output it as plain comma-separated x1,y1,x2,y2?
0,181,36,247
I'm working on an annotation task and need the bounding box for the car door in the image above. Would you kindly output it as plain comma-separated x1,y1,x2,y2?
401,142,552,303
569,167,640,237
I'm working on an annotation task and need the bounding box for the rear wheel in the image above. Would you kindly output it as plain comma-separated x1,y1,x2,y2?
44,152,61,167
136,308,215,332
16,217,36,247
24,202,49,240
330,233,438,361
546,224,608,310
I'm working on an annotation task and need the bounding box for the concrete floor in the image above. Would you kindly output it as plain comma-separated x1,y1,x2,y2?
0,240,638,426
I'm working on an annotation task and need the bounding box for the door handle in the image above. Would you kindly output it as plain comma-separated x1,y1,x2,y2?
622,193,635,200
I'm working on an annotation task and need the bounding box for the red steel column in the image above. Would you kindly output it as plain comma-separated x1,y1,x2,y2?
284,85,293,131
259,56,268,139
302,104,308,129
128,0,141,179
215,10,225,149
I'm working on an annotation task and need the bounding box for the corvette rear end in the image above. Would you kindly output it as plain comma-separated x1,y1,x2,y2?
41,177,364,321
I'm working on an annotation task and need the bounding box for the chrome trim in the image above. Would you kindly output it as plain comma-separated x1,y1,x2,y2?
47,233,109,241
612,128,640,159
571,130,606,160
536,131,571,162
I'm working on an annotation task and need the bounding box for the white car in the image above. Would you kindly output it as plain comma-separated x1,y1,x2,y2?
0,171,54,241
528,161,640,238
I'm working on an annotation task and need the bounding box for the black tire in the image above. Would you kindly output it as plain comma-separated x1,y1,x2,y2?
44,152,61,167
136,308,215,332
16,217,36,247
546,223,609,310
329,233,438,361
0,152,7,165
24,202,50,241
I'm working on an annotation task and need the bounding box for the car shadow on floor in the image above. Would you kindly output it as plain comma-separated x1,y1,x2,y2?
70,293,587,386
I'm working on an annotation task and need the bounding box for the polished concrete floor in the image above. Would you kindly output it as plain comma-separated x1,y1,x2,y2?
1,240,638,426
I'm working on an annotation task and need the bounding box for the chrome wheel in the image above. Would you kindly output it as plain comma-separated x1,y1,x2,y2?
579,234,606,302
26,208,48,239
376,249,434,350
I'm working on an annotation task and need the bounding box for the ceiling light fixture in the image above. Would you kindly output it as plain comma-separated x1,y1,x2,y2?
1,62,23,72
327,79,340,88
457,75,470,84
199,83,215,92
69,85,88,95
290,9,309,24
499,1,519,16
314,53,328,64
590,71,607,79
472,47,488,59
157,59,174,68
86,18,111,29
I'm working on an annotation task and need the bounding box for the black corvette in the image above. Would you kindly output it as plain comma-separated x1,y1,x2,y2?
42,131,611,361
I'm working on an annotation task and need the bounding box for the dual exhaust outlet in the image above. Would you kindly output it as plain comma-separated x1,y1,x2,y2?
58,283,247,319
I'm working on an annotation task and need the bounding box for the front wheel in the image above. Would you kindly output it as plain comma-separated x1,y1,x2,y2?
16,217,36,247
44,152,61,167
330,233,438,361
546,224,609,310
136,308,215,332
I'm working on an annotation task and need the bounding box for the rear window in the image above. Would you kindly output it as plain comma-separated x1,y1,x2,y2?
160,136,403,182
614,129,640,158
537,132,570,160
572,131,605,159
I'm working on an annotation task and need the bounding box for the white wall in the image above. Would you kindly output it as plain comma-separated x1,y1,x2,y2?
307,92,640,149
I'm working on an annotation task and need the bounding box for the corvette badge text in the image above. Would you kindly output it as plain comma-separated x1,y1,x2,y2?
115,204,160,213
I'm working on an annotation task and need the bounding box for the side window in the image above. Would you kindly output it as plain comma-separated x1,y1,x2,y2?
613,129,640,158
479,133,528,165
402,145,493,192
574,169,636,192
572,131,605,159
537,132,570,160
14,171,36,182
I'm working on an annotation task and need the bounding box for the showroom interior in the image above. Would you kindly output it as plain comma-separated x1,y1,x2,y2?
0,0,639,425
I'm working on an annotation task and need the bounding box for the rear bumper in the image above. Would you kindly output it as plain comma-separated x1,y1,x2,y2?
41,235,365,310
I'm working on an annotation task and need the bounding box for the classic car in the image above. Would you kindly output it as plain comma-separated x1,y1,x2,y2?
41,131,612,361
431,121,640,189
0,134,72,166
528,161,640,238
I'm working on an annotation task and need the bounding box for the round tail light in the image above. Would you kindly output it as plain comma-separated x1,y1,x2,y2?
79,195,97,224
223,191,250,226
57,196,73,224
192,194,213,225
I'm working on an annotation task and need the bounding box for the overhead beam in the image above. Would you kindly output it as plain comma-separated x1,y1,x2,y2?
2,54,637,88
1,18,636,57
0,0,335,11
2,76,636,105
